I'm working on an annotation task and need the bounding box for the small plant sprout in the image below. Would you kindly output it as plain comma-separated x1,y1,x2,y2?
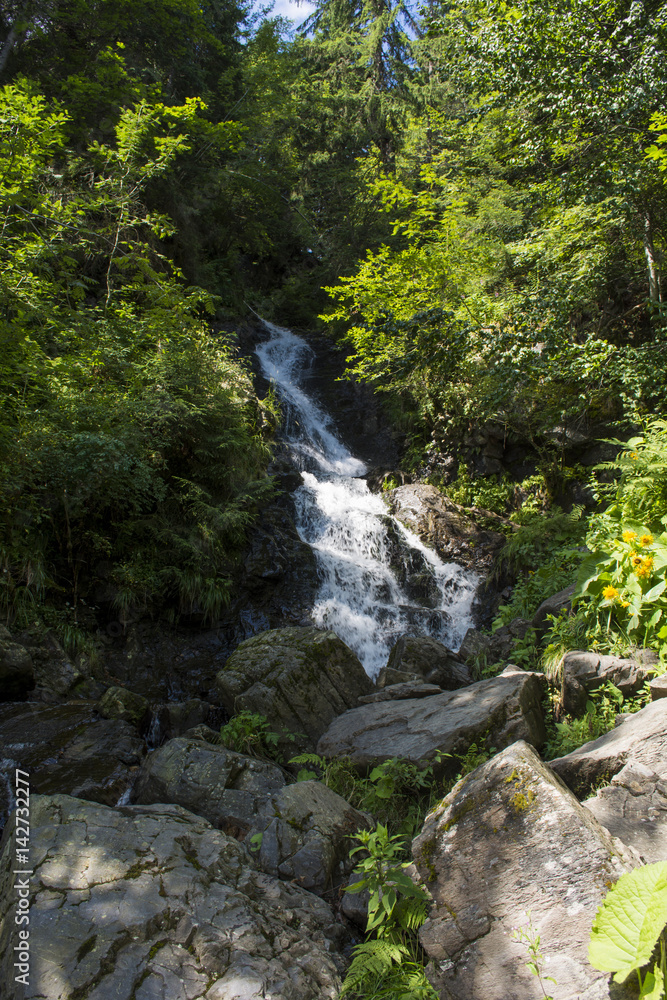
512,911,556,1000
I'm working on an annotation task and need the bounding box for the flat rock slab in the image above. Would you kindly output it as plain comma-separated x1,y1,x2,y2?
0,795,345,1000
216,627,373,751
412,741,638,1000
584,760,667,863
550,699,667,798
132,736,286,837
560,649,657,716
0,702,145,828
317,667,546,769
248,780,371,897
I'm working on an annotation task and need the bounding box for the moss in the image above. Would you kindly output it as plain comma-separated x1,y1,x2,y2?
148,939,168,960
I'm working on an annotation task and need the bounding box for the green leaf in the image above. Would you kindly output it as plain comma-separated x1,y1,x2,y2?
641,965,665,1000
643,581,667,603
589,862,667,983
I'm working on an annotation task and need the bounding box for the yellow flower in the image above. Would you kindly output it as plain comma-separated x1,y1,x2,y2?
620,600,630,608
636,556,654,579
629,452,639,459
630,553,642,566
640,534,654,547
602,585,620,600
622,530,637,543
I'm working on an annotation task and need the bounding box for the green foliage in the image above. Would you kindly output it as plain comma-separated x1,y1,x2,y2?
341,823,436,999
512,912,556,1000
589,861,667,997
543,682,649,760
219,711,285,760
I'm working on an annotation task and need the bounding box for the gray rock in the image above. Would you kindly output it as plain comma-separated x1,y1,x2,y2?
412,740,638,1000
182,723,222,743
14,629,78,700
375,666,422,687
458,628,493,666
0,795,345,1000
531,584,576,634
550,699,667,798
584,760,667,863
340,873,370,929
98,685,151,732
132,737,285,838
216,627,373,751
358,682,444,703
649,674,667,700
163,698,216,736
0,702,145,828
560,649,655,716
388,484,504,574
317,667,546,770
0,633,34,700
384,635,472,690
249,780,371,897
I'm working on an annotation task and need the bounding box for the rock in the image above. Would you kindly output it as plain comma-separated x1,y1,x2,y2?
458,628,493,665
359,682,444,703
248,780,371,897
317,667,547,771
132,737,286,838
387,484,504,574
380,517,441,608
412,740,638,1000
560,649,656,716
649,674,667,700
0,702,145,828
216,627,374,751
584,760,667,863
0,795,345,1000
183,723,222,743
531,584,576,634
14,629,78,700
340,873,370,929
384,635,472,690
550,699,667,798
0,633,34,700
98,684,151,733
376,666,421,687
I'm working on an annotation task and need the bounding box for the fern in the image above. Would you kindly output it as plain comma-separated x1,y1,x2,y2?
340,940,410,996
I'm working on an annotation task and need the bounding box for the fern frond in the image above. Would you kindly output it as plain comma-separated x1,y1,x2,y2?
341,939,410,996
394,895,429,932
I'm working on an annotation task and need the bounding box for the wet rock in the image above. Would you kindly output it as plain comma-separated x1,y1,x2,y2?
381,517,441,608
412,740,638,1000
216,627,373,752
387,484,504,574
531,584,576,634
560,649,657,716
550,699,667,798
384,635,471,690
584,760,667,863
0,628,34,700
359,682,443,703
0,702,145,827
160,698,222,738
132,736,285,838
13,629,79,701
248,780,371,897
317,666,546,770
0,795,345,1000
98,685,151,733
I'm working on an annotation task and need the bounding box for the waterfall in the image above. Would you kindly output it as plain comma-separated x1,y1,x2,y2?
256,321,478,679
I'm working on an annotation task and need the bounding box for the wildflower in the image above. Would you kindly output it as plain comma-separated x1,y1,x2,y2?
629,452,639,459
640,534,654,547
636,557,654,579
631,553,642,566
620,601,630,608
622,530,637,543
602,585,620,600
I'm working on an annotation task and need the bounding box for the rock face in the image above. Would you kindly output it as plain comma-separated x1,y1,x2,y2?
317,667,546,770
560,649,657,716
412,741,638,1000
531,585,576,634
132,736,286,837
248,780,371,897
0,702,145,828
584,760,667,863
216,627,374,750
0,627,35,700
97,684,151,733
382,636,472,690
387,484,504,574
0,795,345,1000
549,699,667,798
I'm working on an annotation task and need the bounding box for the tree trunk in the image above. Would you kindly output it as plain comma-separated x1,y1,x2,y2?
644,212,662,304
0,5,29,78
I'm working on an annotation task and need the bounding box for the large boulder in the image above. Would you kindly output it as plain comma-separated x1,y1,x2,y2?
317,666,546,770
0,627,34,700
560,648,657,716
132,736,286,838
381,635,472,690
531,584,576,634
97,684,151,733
0,795,345,1000
549,699,667,798
584,760,667,863
248,780,371,897
215,627,374,750
387,484,504,574
0,702,145,828
12,628,79,700
412,741,638,1000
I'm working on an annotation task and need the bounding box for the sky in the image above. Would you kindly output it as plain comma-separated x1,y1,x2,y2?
265,0,317,27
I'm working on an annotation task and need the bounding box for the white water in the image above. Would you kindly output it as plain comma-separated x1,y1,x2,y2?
256,321,478,679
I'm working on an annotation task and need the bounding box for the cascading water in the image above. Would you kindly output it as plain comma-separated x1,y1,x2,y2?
256,321,479,679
